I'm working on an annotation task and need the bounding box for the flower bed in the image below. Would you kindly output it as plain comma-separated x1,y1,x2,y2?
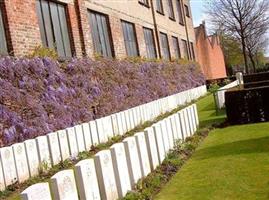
0,57,205,146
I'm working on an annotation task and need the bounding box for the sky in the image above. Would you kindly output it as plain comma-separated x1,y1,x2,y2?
189,0,269,57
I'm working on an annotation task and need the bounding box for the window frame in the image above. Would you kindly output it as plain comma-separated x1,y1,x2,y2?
172,36,181,59
138,0,150,8
167,0,175,21
88,10,114,58
0,3,8,55
160,32,171,60
143,27,157,59
181,39,190,60
184,4,190,18
176,0,185,26
121,20,140,57
190,42,195,61
156,0,165,15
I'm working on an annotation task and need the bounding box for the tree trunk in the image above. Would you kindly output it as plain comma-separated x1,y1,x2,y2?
241,37,249,74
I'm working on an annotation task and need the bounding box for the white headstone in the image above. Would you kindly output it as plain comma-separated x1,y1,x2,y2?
120,111,127,134
124,111,131,132
0,147,17,186
12,143,30,182
134,132,151,177
182,109,191,137
173,114,183,141
75,125,86,153
51,169,79,200
89,121,99,146
102,116,114,140
57,130,70,161
94,150,118,200
189,106,197,133
186,107,195,135
115,113,124,136
110,143,131,198
123,137,142,188
160,120,170,153
47,132,61,165
193,104,199,127
66,127,79,158
170,115,179,140
21,182,52,200
164,118,175,149
75,159,101,200
24,139,39,177
111,114,120,136
178,111,187,140
0,158,5,191
95,118,108,143
144,128,160,170
82,123,92,151
36,136,51,170
152,123,166,163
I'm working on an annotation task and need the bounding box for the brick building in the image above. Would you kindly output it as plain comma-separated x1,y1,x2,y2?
195,23,227,80
0,0,196,61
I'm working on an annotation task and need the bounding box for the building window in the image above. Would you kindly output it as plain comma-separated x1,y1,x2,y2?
88,11,113,58
182,39,190,60
121,21,139,57
167,0,175,20
36,0,72,58
156,0,164,14
160,32,170,60
172,36,181,59
143,28,157,59
176,0,184,25
184,4,190,17
139,0,150,7
0,6,7,55
190,42,195,60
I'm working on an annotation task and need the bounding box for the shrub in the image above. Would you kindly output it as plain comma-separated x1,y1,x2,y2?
0,57,205,146
28,46,58,60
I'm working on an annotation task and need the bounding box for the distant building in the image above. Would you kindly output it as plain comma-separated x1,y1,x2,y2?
195,23,227,80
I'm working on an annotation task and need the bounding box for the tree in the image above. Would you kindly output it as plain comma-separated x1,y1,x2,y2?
207,0,269,74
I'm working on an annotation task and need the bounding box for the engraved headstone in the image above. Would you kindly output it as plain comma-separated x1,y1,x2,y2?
47,132,61,165
36,136,51,169
160,120,170,153
0,147,17,186
66,127,79,158
152,123,166,163
115,113,124,136
95,118,107,143
0,158,5,191
21,182,52,200
111,114,120,136
164,118,175,149
57,130,70,161
75,125,86,153
89,121,99,146
24,139,39,177
82,123,92,151
178,111,187,140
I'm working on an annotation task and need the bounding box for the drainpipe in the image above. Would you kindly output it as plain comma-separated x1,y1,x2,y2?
150,0,161,59
181,0,191,60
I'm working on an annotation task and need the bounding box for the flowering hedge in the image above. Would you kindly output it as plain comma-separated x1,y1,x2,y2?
0,57,205,146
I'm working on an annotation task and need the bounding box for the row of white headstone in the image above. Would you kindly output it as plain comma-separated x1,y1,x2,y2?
0,85,207,191
21,104,199,200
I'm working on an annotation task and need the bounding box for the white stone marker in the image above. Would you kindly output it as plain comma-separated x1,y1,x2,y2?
75,159,101,200
95,118,107,143
12,143,30,183
116,113,124,136
183,109,191,137
75,125,86,153
36,136,51,169
111,114,120,136
144,128,160,170
89,121,99,146
0,156,5,191
47,132,61,166
173,114,183,141
164,118,175,149
134,132,151,177
110,143,131,198
103,116,114,140
128,109,135,130
160,120,170,154
124,110,131,131
178,111,187,140
170,115,179,141
24,139,39,177
57,130,70,162
82,122,92,151
189,106,197,133
152,123,166,163
0,147,17,186
51,169,79,200
66,127,79,158
193,104,199,127
94,150,118,200
123,137,142,188
21,182,52,200
186,107,195,135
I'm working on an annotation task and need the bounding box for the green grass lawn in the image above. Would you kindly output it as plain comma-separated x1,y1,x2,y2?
155,95,269,200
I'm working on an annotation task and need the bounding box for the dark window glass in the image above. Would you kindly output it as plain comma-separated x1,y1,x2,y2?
143,28,157,59
160,32,170,60
36,0,72,58
172,36,181,59
0,6,7,55
121,21,139,57
89,11,113,58
182,39,190,60
190,42,195,60
167,0,175,20
184,4,190,17
176,0,184,25
139,0,149,7
156,0,164,14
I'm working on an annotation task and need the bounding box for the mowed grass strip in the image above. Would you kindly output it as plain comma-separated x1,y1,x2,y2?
155,95,269,200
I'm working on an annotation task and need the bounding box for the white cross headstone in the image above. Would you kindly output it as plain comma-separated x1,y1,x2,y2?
36,136,51,170
47,132,61,166
0,147,17,186
89,121,99,146
75,159,101,200
75,125,86,153
51,169,79,200
123,137,142,188
82,123,92,151
152,123,166,163
110,143,131,198
144,128,160,170
57,130,70,161
94,150,118,200
21,182,52,200
134,132,151,177
66,127,79,158
24,139,39,177
12,143,30,182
